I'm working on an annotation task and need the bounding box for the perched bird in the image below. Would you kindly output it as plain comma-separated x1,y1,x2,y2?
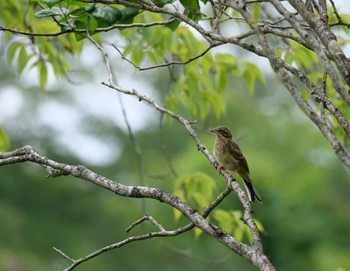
210,126,262,203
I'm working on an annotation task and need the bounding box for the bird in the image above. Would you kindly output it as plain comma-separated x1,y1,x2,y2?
210,126,262,203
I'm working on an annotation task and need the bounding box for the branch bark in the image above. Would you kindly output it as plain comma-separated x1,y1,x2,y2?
0,145,275,271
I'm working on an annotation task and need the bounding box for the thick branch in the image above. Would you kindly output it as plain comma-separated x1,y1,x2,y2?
269,0,350,104
287,0,350,87
0,145,274,270
231,0,350,169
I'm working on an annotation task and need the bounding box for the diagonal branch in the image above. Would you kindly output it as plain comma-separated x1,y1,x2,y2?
58,226,194,271
0,145,275,270
53,184,232,271
112,44,215,71
229,0,350,169
0,18,177,37
269,0,350,104
86,30,265,249
126,214,166,232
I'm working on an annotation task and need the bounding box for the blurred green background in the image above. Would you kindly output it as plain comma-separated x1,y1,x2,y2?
1,40,349,271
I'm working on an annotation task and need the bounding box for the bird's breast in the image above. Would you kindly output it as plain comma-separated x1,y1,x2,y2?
213,139,239,171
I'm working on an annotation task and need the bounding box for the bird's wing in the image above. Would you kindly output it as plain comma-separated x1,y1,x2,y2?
228,139,250,172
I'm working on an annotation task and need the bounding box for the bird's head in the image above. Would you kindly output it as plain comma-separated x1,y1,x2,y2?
210,126,232,138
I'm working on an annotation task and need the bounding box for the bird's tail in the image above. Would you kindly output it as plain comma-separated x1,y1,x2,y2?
243,179,263,203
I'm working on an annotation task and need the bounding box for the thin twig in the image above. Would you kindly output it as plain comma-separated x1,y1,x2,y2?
126,214,166,232
329,0,342,23
86,32,267,261
0,145,268,270
320,72,327,120
158,114,178,178
0,18,177,37
61,228,193,271
53,247,75,263
117,93,148,215
112,44,215,71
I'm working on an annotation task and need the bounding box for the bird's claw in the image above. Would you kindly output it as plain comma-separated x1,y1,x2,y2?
216,165,224,173
224,173,233,180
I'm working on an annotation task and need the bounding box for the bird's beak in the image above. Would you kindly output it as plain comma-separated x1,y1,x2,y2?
209,128,216,133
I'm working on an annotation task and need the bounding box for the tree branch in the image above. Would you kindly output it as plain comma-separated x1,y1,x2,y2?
126,214,166,232
269,0,350,104
0,18,177,37
227,0,350,169
0,145,274,270
112,44,216,71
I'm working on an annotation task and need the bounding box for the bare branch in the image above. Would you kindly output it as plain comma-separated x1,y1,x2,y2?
112,44,215,71
329,0,343,23
126,214,166,232
117,93,148,214
59,227,194,271
0,19,177,37
0,144,271,270
85,34,274,269
158,115,179,178
1,145,273,269
229,0,350,169
271,0,350,100
53,247,75,263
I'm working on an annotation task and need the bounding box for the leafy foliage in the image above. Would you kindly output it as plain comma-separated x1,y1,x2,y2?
212,209,250,242
2,0,266,116
173,171,217,222
0,128,10,151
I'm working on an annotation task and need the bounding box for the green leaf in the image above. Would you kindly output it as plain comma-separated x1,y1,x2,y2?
130,41,144,64
215,53,236,72
73,15,98,40
213,209,235,233
204,90,225,119
39,61,48,89
251,3,261,20
43,0,64,8
120,7,139,23
180,0,200,12
167,20,181,31
87,16,98,33
7,41,22,64
18,46,28,75
146,50,159,64
173,209,183,222
173,172,217,207
69,7,88,18
194,227,203,238
35,8,62,18
90,6,121,26
234,224,244,241
180,0,202,20
254,218,267,234
213,209,252,241
216,71,228,93
60,23,72,32
154,0,173,7
0,128,10,151
192,192,209,207
243,62,265,94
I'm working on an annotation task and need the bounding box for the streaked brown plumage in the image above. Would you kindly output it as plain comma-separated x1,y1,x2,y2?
210,126,262,203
